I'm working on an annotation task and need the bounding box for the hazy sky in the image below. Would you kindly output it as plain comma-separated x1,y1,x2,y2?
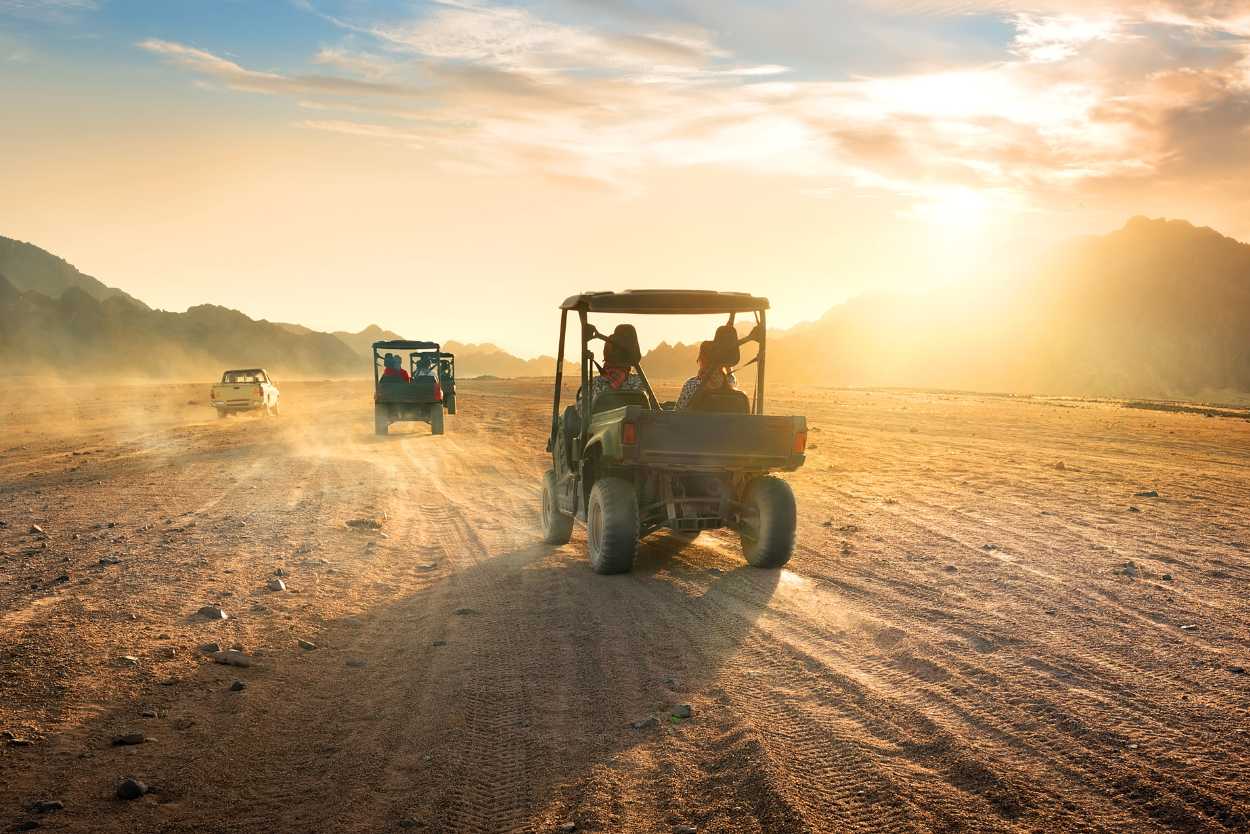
2,0,1248,356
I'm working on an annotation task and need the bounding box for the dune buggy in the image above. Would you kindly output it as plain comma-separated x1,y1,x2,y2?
372,340,456,436
540,290,807,574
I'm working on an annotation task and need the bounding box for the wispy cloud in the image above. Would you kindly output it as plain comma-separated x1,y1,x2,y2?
139,2,1250,216
0,0,96,23
138,39,427,98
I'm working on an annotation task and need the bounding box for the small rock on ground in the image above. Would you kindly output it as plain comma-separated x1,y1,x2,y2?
670,704,692,719
115,778,147,800
346,658,368,668
198,642,222,655
298,639,317,651
453,607,479,616
230,680,247,691
1135,490,1160,498
631,717,659,730
211,650,252,668
197,605,228,620
267,578,286,592
112,733,147,746
675,826,697,834
31,800,64,813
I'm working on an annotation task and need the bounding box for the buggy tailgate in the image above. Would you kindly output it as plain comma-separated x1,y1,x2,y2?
633,411,806,471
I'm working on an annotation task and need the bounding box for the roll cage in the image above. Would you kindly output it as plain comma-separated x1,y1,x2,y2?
548,290,771,453
371,340,455,386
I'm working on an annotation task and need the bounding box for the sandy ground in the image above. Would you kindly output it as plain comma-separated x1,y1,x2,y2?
1,378,1248,834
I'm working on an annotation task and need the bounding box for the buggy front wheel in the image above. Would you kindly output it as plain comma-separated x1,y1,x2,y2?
540,469,573,545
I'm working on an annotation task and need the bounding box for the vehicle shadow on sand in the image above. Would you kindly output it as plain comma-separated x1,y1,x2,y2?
20,531,788,834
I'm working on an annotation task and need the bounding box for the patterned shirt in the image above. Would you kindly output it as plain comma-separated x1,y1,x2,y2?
578,371,644,411
676,371,737,410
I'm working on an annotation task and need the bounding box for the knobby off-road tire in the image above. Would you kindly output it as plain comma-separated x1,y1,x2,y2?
739,475,796,569
446,395,457,416
587,477,638,575
540,469,574,545
431,407,445,436
374,408,389,436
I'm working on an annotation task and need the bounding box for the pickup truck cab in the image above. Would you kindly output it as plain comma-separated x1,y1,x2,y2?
211,369,280,418
540,290,806,574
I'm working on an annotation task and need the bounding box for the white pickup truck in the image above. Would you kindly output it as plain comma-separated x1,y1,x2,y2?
210,369,280,418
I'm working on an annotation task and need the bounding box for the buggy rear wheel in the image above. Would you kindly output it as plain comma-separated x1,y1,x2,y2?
374,407,389,436
540,469,573,545
738,476,796,568
216,408,227,419
431,407,445,436
587,477,638,575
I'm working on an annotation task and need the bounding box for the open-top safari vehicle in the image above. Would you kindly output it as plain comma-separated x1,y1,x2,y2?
372,340,456,436
540,290,807,574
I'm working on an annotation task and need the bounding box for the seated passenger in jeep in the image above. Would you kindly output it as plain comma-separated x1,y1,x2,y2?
677,337,738,410
380,353,411,383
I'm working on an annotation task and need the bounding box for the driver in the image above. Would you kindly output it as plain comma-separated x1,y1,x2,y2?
579,324,643,410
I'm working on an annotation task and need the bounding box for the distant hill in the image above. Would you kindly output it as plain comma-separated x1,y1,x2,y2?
0,232,572,380
0,275,360,379
331,325,405,359
443,341,576,378
3,218,1247,396
0,236,148,309
758,217,1250,401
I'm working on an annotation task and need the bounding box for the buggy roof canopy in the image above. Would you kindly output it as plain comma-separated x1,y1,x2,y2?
373,340,440,351
560,290,769,315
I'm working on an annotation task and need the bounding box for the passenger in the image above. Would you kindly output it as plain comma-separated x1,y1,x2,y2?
676,340,737,410
380,353,411,383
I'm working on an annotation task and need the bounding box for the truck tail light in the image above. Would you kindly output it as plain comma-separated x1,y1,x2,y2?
793,431,807,455
622,422,637,445
433,381,443,401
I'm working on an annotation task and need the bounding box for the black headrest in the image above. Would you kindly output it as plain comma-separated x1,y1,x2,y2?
604,324,642,366
711,325,740,367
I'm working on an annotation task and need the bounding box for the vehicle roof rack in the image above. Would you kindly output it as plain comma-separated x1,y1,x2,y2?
560,290,769,315
373,340,440,350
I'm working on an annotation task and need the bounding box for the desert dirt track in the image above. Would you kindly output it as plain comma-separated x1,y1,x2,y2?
2,379,1249,834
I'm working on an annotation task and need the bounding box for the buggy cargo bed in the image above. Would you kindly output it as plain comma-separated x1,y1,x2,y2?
591,406,806,472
